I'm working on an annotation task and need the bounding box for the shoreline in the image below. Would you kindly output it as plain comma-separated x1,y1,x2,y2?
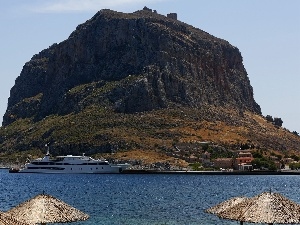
122,169,300,175
5,167,300,175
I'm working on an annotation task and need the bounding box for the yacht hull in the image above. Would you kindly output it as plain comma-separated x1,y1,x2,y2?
18,154,130,174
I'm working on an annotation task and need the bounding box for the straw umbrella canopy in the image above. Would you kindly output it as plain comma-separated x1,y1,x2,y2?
206,196,248,215
0,212,30,225
5,193,89,225
217,191,300,225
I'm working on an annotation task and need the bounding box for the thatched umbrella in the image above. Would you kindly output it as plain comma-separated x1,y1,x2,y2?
0,212,30,225
217,191,300,225
206,196,248,215
5,193,89,225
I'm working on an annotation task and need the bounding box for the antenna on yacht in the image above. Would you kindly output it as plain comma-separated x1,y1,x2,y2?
45,143,50,156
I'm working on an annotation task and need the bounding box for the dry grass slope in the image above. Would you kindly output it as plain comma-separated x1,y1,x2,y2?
0,105,299,166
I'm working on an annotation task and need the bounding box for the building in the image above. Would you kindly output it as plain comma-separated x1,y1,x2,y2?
234,157,253,170
167,13,177,20
213,158,233,169
282,157,294,165
201,151,211,166
237,151,253,158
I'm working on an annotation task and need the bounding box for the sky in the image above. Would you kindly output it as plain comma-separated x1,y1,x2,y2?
0,0,299,132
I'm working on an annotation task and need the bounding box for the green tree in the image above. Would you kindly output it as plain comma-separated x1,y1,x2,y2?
251,158,277,170
291,154,300,162
240,143,250,150
289,162,300,170
252,151,263,158
202,143,209,151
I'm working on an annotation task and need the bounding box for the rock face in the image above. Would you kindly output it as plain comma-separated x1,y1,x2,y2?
3,9,261,126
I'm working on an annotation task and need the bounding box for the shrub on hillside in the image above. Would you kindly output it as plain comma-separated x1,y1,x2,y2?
274,117,283,127
266,115,273,122
293,131,299,136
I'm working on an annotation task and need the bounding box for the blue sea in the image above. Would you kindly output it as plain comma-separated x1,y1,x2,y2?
1,169,300,225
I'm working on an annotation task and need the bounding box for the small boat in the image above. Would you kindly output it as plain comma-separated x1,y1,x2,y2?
18,150,130,174
9,167,20,173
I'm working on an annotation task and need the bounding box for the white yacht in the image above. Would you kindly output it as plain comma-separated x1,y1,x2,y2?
18,151,130,174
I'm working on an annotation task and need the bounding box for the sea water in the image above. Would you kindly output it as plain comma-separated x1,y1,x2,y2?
1,169,300,225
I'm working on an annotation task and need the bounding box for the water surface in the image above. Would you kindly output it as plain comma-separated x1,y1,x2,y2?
1,169,299,225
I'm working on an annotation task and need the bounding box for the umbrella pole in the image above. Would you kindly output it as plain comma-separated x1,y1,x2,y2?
240,221,243,225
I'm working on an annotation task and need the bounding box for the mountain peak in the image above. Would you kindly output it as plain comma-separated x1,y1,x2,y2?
4,8,260,126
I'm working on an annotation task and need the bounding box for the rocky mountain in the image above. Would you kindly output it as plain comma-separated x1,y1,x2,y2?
3,8,260,125
1,8,299,165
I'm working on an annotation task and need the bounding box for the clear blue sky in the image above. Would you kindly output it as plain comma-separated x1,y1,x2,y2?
1,0,299,132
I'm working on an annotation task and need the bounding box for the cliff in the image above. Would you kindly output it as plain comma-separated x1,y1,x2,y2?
3,9,260,125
